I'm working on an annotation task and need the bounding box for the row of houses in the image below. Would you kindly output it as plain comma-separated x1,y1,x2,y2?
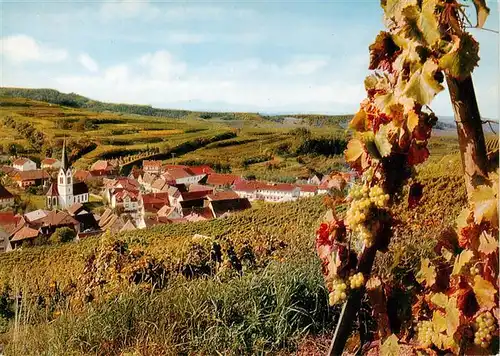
0,203,99,252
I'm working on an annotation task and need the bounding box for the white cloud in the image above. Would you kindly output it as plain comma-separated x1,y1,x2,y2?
283,57,329,75
139,50,187,79
99,0,160,21
78,53,99,72
49,51,364,113
0,35,67,63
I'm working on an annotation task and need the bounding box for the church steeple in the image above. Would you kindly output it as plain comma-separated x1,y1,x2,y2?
61,139,70,170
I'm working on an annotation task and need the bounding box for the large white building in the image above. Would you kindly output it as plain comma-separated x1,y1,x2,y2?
46,141,89,210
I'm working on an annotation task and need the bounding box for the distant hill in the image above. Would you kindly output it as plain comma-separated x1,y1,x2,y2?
0,87,193,119
0,87,355,128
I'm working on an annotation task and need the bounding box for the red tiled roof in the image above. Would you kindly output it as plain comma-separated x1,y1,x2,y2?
1,166,17,176
162,164,188,170
297,184,318,193
0,212,22,232
207,191,240,201
13,157,32,166
180,190,210,201
114,189,139,202
143,160,162,168
151,178,169,191
163,168,193,180
183,207,214,221
11,226,39,242
188,184,214,193
41,158,59,165
91,160,115,171
74,170,92,182
187,165,215,175
0,184,14,199
233,180,265,192
206,173,240,186
46,182,59,196
39,210,79,227
140,192,169,208
14,170,50,181
67,202,84,215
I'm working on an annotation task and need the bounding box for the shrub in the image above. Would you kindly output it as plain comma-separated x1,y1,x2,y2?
49,227,76,244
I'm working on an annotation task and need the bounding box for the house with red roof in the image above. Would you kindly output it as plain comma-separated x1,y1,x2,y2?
90,160,118,177
41,158,61,170
12,157,36,171
187,165,215,175
13,170,50,189
143,160,163,174
110,189,140,212
162,167,206,185
138,192,169,215
296,184,319,197
9,226,39,250
206,173,240,188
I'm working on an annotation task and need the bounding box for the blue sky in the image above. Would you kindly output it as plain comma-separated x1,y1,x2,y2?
1,0,498,118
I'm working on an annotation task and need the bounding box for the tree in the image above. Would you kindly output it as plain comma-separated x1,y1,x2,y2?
317,1,498,355
49,227,76,244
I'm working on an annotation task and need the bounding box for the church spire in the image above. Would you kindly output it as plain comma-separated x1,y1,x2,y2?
61,139,70,170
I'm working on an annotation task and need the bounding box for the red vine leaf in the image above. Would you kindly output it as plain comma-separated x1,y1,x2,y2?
369,31,400,71
407,142,430,165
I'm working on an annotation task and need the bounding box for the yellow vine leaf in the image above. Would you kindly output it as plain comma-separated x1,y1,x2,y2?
451,250,474,275
382,0,417,24
472,0,490,28
430,292,448,309
473,275,497,310
380,334,401,356
471,185,498,227
406,110,419,133
416,258,436,287
432,310,447,332
445,297,460,336
401,0,440,46
456,208,471,230
402,59,444,106
374,124,393,157
478,232,498,255
350,109,367,132
345,139,365,163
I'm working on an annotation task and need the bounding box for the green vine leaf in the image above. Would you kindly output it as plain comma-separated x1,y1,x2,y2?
472,0,490,28
345,138,365,164
402,59,444,106
416,258,436,287
451,250,474,275
473,275,497,310
471,184,498,227
438,33,480,80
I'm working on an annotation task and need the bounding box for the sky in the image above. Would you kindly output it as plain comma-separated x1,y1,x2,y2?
1,0,499,118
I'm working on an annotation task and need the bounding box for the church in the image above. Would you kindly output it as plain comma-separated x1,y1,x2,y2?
46,141,89,210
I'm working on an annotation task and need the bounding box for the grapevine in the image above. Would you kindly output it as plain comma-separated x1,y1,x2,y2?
316,0,499,354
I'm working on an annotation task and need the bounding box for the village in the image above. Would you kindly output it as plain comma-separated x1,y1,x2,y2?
0,142,355,253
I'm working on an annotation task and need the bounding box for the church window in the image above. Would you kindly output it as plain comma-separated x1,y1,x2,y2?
60,177,63,184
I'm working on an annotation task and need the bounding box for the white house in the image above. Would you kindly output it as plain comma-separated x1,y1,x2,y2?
233,181,300,202
162,168,205,185
110,190,139,212
46,141,89,210
12,157,36,171
41,158,61,170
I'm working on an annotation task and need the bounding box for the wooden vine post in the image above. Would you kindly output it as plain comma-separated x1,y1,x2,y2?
317,1,497,355
446,75,489,198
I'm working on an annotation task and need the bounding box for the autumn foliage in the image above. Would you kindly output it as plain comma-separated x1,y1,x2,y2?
316,0,498,354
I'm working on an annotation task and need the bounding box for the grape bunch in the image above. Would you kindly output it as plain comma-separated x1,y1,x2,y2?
345,184,389,247
349,272,365,289
473,311,497,349
328,279,348,306
368,185,390,208
469,265,480,276
416,320,434,347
